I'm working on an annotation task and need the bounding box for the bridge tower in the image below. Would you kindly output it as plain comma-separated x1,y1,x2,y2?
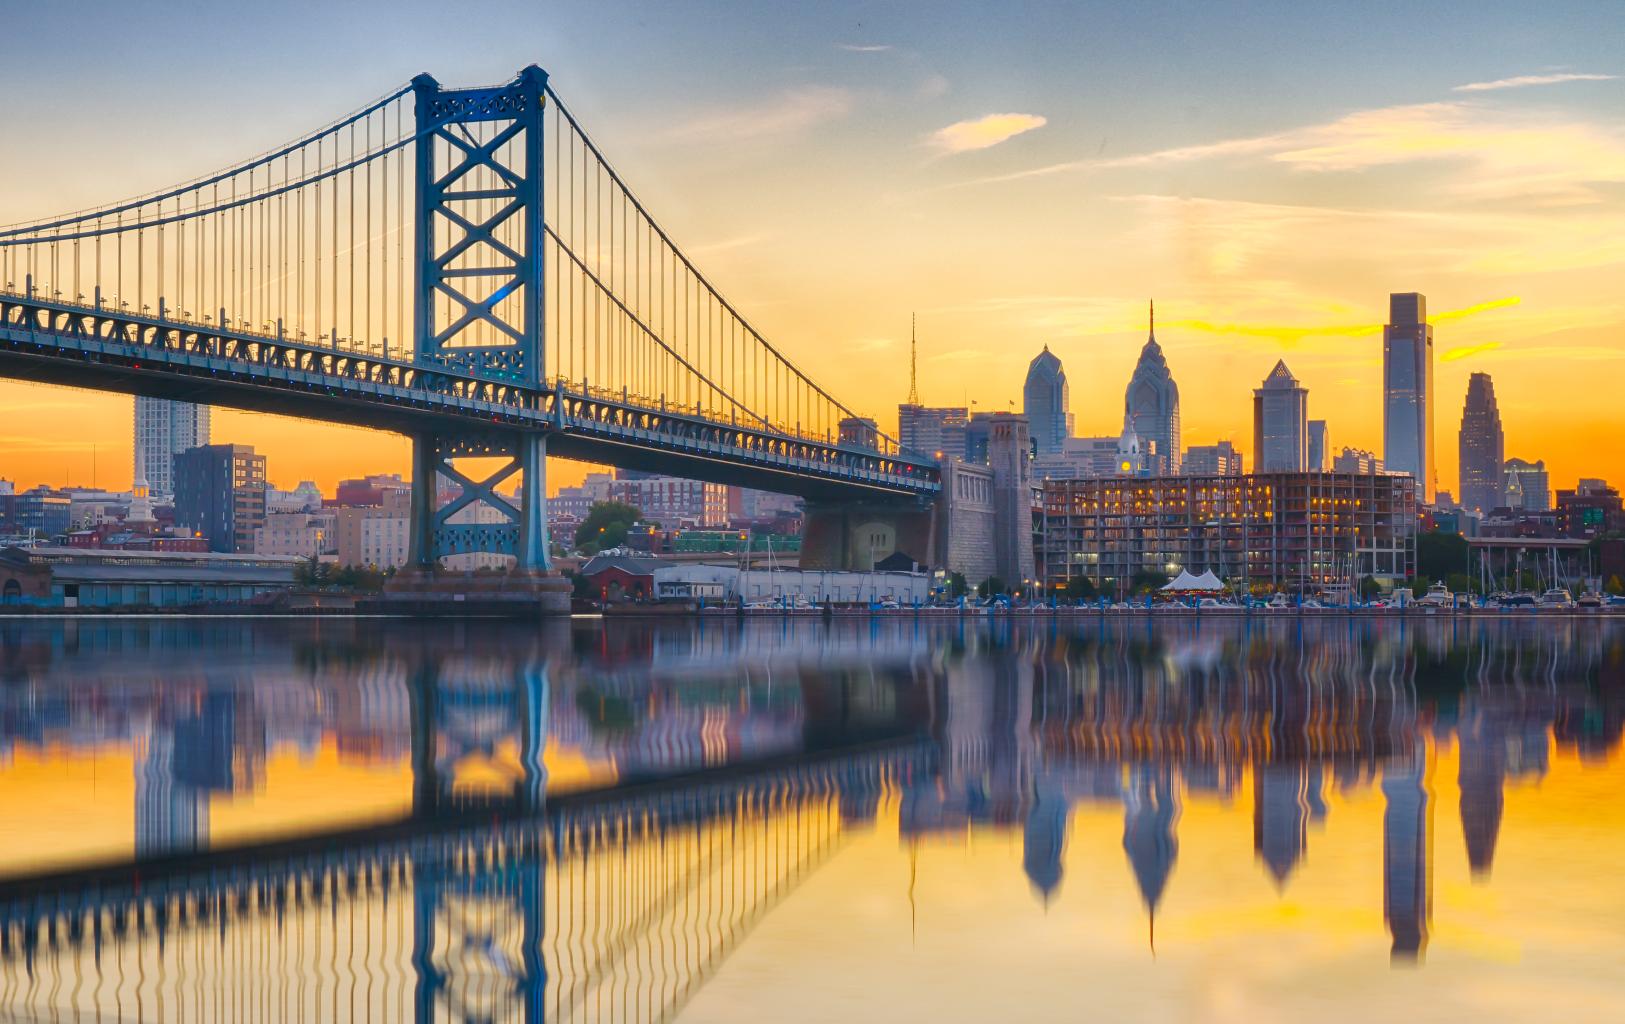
407,66,552,574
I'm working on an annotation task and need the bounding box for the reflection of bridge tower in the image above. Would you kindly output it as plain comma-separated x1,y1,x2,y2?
1253,763,1326,888
1382,747,1433,962
412,655,552,816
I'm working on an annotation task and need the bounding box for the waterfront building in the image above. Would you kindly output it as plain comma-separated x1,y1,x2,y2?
0,546,302,608
173,444,268,554
134,397,210,497
253,512,336,559
1253,360,1309,473
1383,293,1434,501
1501,458,1550,511
334,489,412,569
1023,347,1073,455
898,404,969,461
1332,447,1385,475
607,472,728,529
1308,421,1329,472
1556,479,1622,538
1125,302,1181,474
1183,441,1243,477
1458,373,1504,513
0,487,72,539
650,563,931,605
1035,471,1418,593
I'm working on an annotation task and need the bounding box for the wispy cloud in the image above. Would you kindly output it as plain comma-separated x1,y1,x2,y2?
1441,341,1503,362
951,100,1625,206
670,87,853,143
929,113,1047,154
1453,72,1616,93
839,43,892,53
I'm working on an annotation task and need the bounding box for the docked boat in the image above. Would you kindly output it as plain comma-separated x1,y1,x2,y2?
1538,588,1575,609
1417,582,1454,608
1577,592,1605,609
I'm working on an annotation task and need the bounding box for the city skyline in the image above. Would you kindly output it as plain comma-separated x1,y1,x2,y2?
2,2,1624,498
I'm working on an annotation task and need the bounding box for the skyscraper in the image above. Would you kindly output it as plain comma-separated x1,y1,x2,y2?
898,404,969,461
1252,359,1309,472
134,397,210,496
1383,293,1434,501
1457,373,1504,513
1022,347,1072,455
1125,301,1181,474
1307,420,1329,472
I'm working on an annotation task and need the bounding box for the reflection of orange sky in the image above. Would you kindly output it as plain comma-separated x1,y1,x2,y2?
0,744,135,876
449,737,619,797
0,735,623,875
685,737,1625,1023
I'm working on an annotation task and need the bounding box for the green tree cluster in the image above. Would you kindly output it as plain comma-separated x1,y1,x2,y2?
574,501,643,554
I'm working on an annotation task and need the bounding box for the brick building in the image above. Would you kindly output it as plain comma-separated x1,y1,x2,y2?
1037,471,1417,595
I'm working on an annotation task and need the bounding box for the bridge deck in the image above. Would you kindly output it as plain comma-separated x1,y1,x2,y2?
0,292,939,501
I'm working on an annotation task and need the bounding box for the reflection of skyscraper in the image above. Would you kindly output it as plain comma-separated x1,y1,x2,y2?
1457,712,1506,877
1125,303,1181,474
1457,373,1504,513
1383,292,1434,501
1381,750,1433,962
135,728,206,857
1253,763,1326,887
1123,764,1180,945
1024,778,1069,903
1023,347,1073,455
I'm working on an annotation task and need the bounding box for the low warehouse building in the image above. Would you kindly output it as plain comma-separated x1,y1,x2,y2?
653,564,930,606
0,546,304,608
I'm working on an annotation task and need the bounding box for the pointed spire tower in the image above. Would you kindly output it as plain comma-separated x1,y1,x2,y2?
1125,299,1181,473
908,312,919,406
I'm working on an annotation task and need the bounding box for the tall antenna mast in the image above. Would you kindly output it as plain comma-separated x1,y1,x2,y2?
907,312,919,405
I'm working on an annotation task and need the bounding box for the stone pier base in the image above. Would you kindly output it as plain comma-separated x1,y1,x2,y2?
368,567,572,616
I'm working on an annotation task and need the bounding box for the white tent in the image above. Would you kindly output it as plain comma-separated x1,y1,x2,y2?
1162,569,1225,593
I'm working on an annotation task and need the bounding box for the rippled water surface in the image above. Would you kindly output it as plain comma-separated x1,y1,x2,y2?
2,616,1623,1021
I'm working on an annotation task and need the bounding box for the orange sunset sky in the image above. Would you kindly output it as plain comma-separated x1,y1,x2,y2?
2,3,1622,497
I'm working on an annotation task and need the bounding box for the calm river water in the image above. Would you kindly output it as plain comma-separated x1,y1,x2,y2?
1,615,1622,1022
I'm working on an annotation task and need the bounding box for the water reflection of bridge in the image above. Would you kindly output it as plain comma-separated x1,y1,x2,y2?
0,743,926,1023
1,614,1621,1012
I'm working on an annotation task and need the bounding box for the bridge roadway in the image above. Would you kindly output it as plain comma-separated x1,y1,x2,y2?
0,290,939,503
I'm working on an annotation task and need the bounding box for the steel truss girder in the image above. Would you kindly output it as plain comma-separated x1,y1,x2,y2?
0,293,940,499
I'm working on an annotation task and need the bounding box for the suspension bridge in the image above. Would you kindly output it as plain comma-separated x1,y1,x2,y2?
0,66,940,573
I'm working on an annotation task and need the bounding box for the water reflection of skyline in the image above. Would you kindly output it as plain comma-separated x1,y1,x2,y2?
0,617,1621,1020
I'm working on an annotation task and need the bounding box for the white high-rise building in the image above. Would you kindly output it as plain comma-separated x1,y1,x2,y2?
1253,360,1309,473
134,397,210,496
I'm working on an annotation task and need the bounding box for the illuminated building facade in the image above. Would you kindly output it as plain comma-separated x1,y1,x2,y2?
1036,471,1418,593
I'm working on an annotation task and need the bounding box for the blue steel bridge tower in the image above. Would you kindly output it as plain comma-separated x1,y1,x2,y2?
409,66,551,572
